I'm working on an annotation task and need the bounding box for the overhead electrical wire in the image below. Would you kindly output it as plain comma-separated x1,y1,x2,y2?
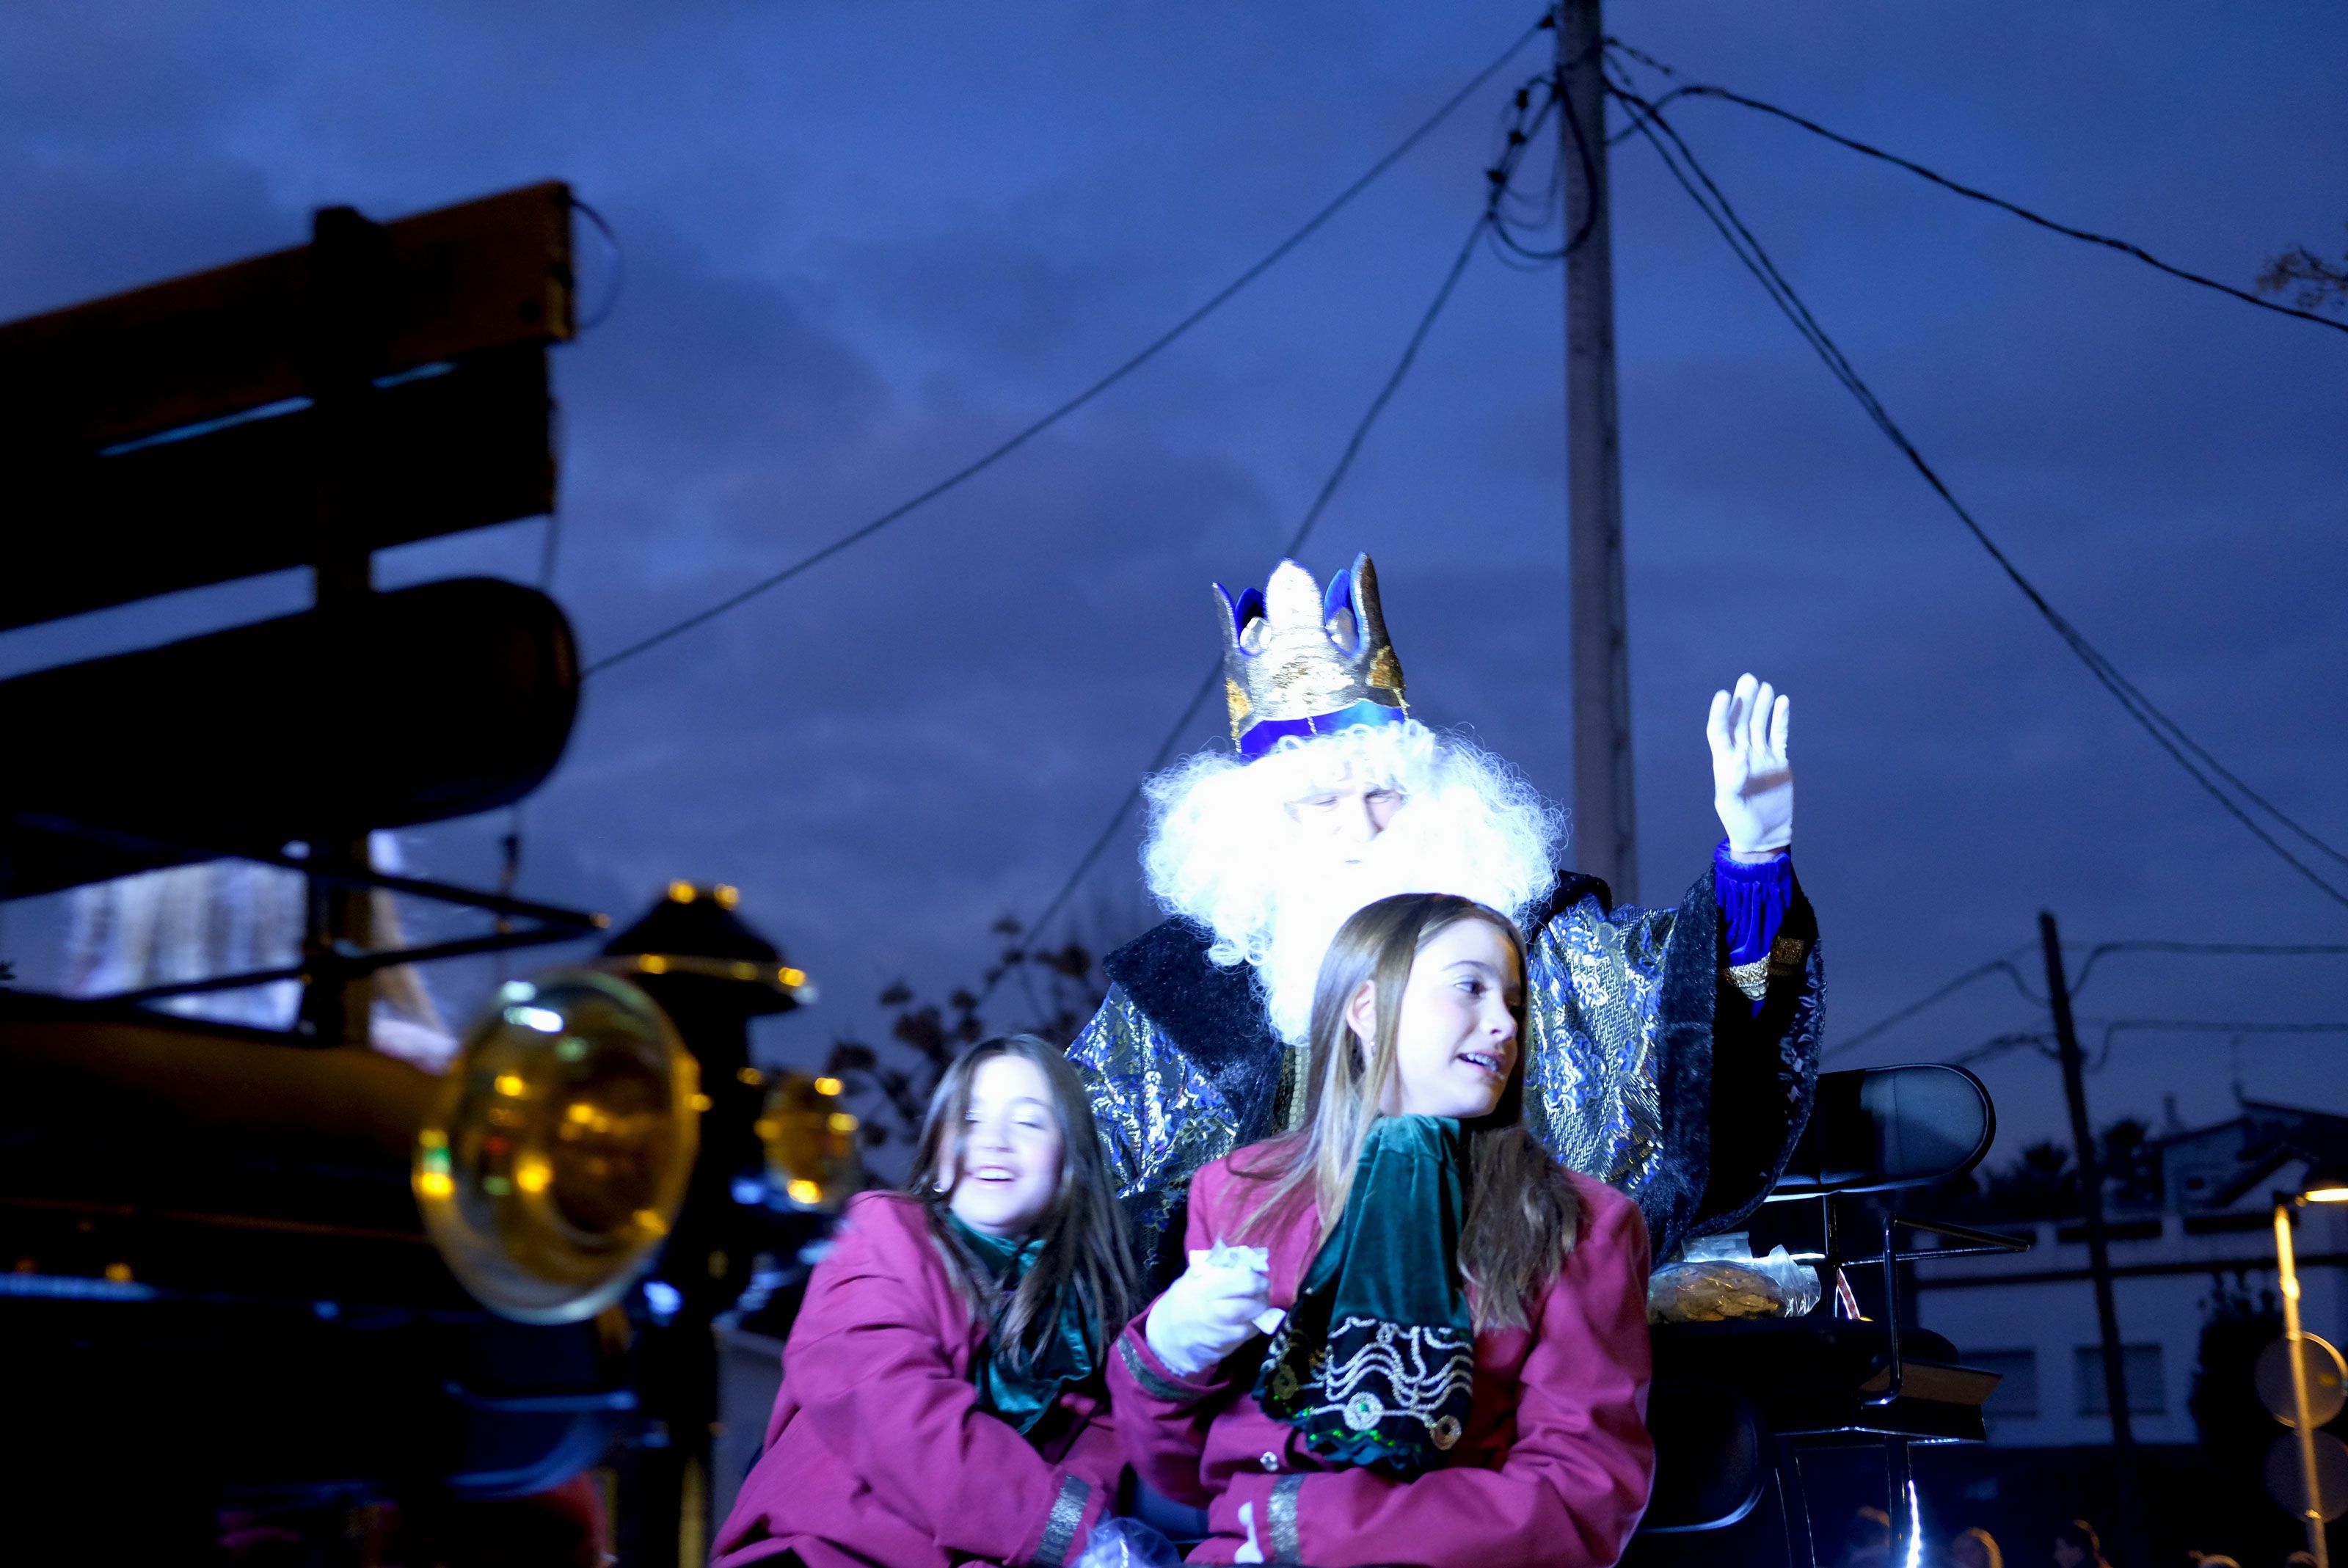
570,198,627,334
1603,62,2348,913
996,203,1498,988
1598,42,2347,340
2093,1017,2348,1071
1824,954,2043,1061
1951,1031,2052,1068
999,25,1603,985
2068,939,2348,997
579,12,1555,680
1832,938,2348,1060
1483,42,1600,270
1483,76,1569,269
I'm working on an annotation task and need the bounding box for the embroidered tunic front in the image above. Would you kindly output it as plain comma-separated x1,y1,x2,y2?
1107,1153,1656,1567
1071,846,1820,1274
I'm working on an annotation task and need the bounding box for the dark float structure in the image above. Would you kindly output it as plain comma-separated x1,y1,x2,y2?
0,183,843,1564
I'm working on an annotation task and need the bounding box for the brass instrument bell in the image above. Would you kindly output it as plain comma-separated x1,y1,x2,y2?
415,969,699,1323
756,1072,862,1211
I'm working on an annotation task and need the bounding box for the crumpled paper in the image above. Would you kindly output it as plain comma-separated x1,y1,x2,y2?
1195,1240,1286,1336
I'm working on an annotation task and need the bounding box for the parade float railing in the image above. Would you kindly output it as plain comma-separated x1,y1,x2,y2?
1638,1062,2030,1564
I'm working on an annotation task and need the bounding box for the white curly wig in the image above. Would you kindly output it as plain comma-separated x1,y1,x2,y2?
1140,720,1565,1043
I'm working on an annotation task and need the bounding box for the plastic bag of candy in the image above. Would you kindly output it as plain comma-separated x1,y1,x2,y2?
1646,1233,1822,1324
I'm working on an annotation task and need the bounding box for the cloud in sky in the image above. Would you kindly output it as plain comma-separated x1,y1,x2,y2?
2,0,2344,1155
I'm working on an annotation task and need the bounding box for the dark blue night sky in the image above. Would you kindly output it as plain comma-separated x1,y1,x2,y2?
3,1,2343,1159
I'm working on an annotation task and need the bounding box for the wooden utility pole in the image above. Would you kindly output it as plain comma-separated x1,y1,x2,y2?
1558,0,1636,901
2041,909,2149,1564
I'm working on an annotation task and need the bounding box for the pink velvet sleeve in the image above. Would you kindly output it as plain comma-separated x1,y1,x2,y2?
1207,1189,1657,1568
785,1202,1110,1567
1104,1163,1231,1507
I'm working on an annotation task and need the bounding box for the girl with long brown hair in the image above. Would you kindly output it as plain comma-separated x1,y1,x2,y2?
715,1035,1141,1568
1108,893,1655,1566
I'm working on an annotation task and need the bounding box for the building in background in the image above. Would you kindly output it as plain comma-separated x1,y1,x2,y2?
1918,1100,2348,1447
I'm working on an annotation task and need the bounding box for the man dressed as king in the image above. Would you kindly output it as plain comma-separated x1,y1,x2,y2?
1069,553,1820,1276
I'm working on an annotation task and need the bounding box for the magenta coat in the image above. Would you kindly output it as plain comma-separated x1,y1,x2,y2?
712,1192,1120,1568
1106,1153,1655,1567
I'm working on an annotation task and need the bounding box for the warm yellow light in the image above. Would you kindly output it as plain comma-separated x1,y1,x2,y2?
417,1171,456,1200
640,954,670,975
494,1073,526,1098
515,1158,552,1195
418,1128,448,1151
689,1093,712,1113
813,1076,844,1097
787,1179,822,1205
2305,1186,2348,1203
103,1262,133,1283
780,968,806,988
566,1101,597,1124
715,884,740,909
632,1208,669,1237
737,1067,765,1087
828,1112,858,1134
668,880,697,903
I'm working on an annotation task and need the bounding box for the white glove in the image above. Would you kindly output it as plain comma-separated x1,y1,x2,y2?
1707,673,1793,857
1145,1246,1274,1379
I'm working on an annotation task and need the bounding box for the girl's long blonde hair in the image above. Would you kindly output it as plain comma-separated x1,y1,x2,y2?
1233,892,1580,1331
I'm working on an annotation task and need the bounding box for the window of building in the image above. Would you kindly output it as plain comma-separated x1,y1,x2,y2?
1969,1349,2038,1418
2074,1344,2165,1415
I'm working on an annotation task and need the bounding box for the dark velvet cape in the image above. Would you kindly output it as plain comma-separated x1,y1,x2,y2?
1101,869,1820,1260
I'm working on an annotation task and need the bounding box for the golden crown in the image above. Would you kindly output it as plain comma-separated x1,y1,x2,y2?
1214,553,1407,759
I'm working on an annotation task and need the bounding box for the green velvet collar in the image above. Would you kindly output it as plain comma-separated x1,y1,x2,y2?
1253,1115,1477,1475
945,1213,1095,1438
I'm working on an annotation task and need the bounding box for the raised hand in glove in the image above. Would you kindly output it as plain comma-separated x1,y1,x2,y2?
1707,673,1793,859
1145,1246,1274,1379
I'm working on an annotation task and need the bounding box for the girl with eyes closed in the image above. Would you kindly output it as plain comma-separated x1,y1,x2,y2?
713,1035,1140,1568
1108,893,1655,1567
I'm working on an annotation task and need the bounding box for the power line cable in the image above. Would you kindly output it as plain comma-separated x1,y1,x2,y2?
1608,45,2348,880
579,13,1554,680
1604,70,2348,912
1835,940,2348,1061
1482,47,1601,269
1595,50,2348,340
1951,1030,2053,1068
993,206,1498,999
2093,1016,2348,1071
1484,77,1571,269
1825,955,2043,1060
570,198,626,333
2069,939,2348,996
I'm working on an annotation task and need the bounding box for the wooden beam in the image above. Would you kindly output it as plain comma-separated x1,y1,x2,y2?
3,345,553,631
0,181,573,456
0,577,577,899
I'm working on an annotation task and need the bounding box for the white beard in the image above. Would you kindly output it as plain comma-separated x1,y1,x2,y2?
1251,810,1522,1044
1140,723,1565,1046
